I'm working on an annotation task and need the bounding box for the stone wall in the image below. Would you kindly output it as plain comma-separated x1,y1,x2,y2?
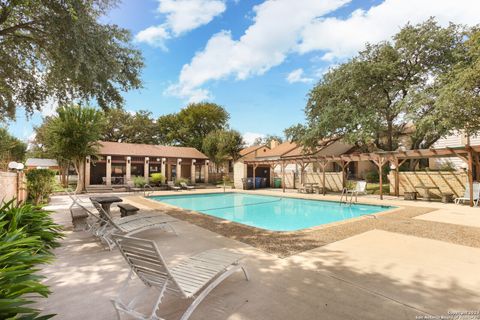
0,171,27,204
388,171,467,198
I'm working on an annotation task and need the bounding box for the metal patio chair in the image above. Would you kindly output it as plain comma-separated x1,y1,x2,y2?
112,234,249,320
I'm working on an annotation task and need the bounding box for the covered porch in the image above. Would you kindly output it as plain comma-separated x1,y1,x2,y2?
85,155,210,187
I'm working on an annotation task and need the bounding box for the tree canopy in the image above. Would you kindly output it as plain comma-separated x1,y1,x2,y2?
253,134,283,146
157,102,229,151
286,19,470,152
101,109,159,144
0,127,26,169
202,130,244,169
39,105,104,192
0,0,143,120
436,29,480,137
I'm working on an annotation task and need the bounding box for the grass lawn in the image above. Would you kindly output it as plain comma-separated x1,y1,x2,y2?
366,183,390,195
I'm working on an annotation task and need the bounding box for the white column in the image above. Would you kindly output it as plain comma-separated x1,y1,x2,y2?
204,160,209,183
126,156,131,182
144,157,149,182
106,156,112,186
85,156,91,187
161,158,166,181
177,158,182,180
191,159,196,184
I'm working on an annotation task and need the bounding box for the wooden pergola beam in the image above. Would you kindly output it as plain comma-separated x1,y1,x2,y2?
242,144,479,200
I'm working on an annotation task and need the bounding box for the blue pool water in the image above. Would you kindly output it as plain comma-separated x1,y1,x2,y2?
149,193,392,231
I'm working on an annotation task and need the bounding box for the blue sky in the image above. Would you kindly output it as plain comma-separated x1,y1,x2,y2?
5,0,479,145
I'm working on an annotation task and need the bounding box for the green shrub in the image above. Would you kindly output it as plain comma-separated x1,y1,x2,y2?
26,169,56,205
365,166,389,183
345,180,355,189
132,176,147,187
365,170,379,183
175,178,189,186
438,160,456,172
0,200,63,319
150,173,165,185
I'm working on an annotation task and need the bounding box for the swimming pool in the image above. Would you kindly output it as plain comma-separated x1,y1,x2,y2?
148,193,393,232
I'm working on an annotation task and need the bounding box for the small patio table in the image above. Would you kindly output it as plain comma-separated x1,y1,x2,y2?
304,183,319,194
89,196,123,219
414,185,440,202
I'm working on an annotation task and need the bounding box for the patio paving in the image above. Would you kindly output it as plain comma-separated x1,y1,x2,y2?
36,193,480,319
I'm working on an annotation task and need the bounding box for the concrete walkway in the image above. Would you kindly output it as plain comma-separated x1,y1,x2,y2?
36,194,480,319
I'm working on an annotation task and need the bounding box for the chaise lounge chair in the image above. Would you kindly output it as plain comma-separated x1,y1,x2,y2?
180,182,195,190
167,181,181,191
90,202,178,250
454,182,480,206
112,234,249,320
343,181,367,203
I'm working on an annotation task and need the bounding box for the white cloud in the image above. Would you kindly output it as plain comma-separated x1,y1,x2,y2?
168,0,349,100
286,68,314,84
168,0,480,101
165,83,212,103
298,0,480,61
135,25,170,49
135,0,226,48
243,132,265,146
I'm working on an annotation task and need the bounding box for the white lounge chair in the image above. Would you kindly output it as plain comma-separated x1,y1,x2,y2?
454,182,480,206
112,234,249,320
180,182,195,190
343,180,367,203
90,203,178,250
167,181,181,191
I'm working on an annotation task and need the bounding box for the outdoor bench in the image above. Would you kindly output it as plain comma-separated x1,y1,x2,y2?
117,203,140,217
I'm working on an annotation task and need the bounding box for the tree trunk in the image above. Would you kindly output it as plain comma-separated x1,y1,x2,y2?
60,165,69,188
74,160,85,193
408,159,420,171
387,120,393,151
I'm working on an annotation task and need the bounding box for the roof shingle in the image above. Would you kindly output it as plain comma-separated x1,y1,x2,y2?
97,141,208,159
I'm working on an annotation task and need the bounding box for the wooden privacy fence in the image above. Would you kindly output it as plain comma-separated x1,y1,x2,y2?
273,172,344,191
0,171,27,204
388,171,467,198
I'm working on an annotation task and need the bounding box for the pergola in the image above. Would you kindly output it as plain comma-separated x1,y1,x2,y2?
244,145,480,207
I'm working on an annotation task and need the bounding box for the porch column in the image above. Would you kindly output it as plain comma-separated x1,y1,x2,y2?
126,157,131,182
253,164,257,189
106,156,112,186
161,158,166,179
177,159,182,180
144,157,149,182
377,156,384,200
85,156,91,187
300,162,304,184
270,164,275,188
204,160,209,183
282,161,286,193
191,159,196,184
243,163,248,189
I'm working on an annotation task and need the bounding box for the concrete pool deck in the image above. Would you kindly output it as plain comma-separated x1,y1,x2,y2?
36,191,480,319
124,189,480,256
